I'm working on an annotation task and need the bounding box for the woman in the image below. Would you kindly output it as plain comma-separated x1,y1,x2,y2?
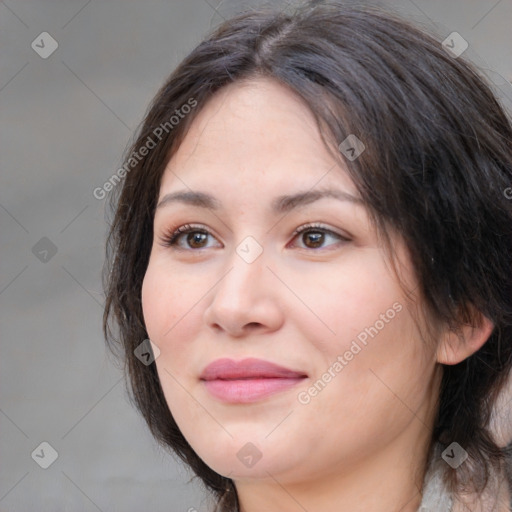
103,2,512,511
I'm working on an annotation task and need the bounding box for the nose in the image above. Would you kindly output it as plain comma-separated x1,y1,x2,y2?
203,249,284,338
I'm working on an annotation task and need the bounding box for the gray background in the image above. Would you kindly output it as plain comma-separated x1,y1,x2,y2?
1,1,511,511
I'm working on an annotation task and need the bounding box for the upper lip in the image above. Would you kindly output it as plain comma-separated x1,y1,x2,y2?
200,358,308,381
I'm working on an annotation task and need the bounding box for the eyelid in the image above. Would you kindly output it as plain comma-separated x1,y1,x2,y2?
291,222,349,239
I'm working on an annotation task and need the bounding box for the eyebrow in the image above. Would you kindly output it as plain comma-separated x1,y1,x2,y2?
156,187,363,214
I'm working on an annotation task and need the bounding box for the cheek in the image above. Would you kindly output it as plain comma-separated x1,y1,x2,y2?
141,262,201,419
141,258,208,407
141,265,167,340
300,251,431,410
296,310,432,467
294,250,405,352
141,260,195,343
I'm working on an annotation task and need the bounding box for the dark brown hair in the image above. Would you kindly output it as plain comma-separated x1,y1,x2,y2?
103,2,512,510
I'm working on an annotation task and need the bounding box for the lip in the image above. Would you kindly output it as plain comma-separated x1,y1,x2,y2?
200,358,308,403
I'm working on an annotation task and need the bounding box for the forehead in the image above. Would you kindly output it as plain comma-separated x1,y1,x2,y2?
161,77,357,196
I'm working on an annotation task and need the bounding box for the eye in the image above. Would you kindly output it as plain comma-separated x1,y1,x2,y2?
289,223,349,250
159,224,221,250
159,222,350,251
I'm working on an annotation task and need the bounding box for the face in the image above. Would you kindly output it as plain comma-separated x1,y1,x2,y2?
141,78,440,486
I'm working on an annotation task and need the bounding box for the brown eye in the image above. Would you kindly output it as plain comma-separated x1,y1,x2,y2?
160,224,221,250
160,223,348,251
302,231,325,248
187,231,208,248
290,224,349,250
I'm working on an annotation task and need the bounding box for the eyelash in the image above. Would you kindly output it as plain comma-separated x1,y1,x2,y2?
159,222,350,251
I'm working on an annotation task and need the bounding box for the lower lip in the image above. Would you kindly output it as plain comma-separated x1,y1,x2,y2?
203,377,305,403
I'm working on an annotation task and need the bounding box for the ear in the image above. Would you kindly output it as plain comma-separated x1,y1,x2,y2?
436,309,494,365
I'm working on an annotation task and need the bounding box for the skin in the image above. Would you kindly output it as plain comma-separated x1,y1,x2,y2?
141,77,492,512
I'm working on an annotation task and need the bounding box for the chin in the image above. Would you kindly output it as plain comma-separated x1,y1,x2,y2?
194,436,306,482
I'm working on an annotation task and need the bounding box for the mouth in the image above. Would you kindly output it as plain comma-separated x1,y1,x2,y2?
200,357,308,403
202,377,306,403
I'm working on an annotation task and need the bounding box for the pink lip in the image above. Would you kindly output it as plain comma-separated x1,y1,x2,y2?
200,358,308,403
